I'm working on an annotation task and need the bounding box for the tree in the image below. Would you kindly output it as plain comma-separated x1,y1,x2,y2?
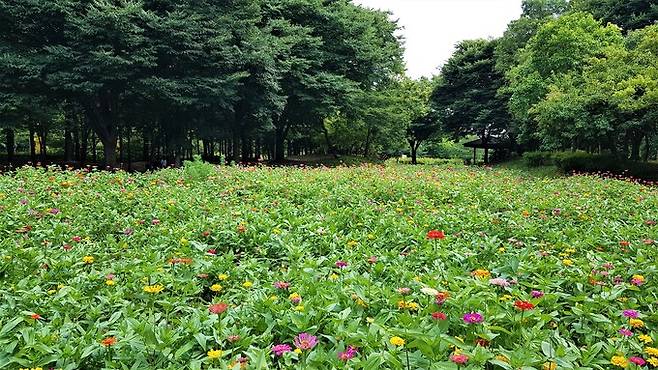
570,0,658,32
432,39,510,163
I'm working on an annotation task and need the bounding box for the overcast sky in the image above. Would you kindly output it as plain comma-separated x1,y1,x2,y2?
353,0,523,78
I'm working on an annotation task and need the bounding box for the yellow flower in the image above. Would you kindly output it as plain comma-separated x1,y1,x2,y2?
648,357,658,366
646,347,658,357
329,273,338,280
272,228,282,235
269,295,278,301
366,317,374,324
562,259,573,266
496,355,509,363
294,348,302,354
611,356,628,368
242,281,253,288
207,349,223,359
498,247,506,253
367,233,375,240
294,305,304,312
543,362,557,370
218,273,229,281
143,284,164,294
630,318,645,328
471,269,491,278
48,289,57,295
210,284,222,292
500,294,513,302
390,336,405,347
356,298,367,307
639,334,653,344
179,237,189,246
105,280,115,286
633,274,645,284
82,256,94,264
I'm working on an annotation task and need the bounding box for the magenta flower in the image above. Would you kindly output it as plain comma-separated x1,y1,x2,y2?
623,309,639,318
273,281,290,289
272,344,292,357
123,228,134,236
293,333,318,350
49,208,61,215
338,346,358,361
335,260,348,269
619,328,633,337
462,312,483,324
630,357,646,366
531,290,544,298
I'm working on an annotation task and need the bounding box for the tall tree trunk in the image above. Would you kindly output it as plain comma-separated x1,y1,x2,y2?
28,124,36,163
409,139,418,165
126,127,132,171
630,134,642,161
274,125,286,162
80,128,89,164
643,135,650,162
64,128,74,162
39,128,47,163
4,128,15,164
322,124,338,159
364,126,373,157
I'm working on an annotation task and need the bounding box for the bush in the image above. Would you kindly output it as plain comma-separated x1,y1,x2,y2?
553,152,658,181
523,151,555,167
183,155,216,181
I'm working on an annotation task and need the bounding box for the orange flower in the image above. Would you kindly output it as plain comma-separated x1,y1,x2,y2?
101,336,117,347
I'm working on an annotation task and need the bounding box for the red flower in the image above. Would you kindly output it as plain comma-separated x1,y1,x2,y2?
431,312,447,320
207,249,217,255
514,300,535,311
209,302,228,314
30,313,42,320
619,240,630,247
426,230,445,240
475,338,490,347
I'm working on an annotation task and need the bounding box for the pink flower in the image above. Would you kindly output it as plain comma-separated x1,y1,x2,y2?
272,344,292,356
227,335,240,343
450,353,469,365
623,309,639,318
207,249,217,255
293,333,318,350
462,312,483,324
209,303,228,314
151,219,160,225
72,236,82,242
273,281,290,289
367,256,378,264
106,273,115,280
630,357,646,366
335,260,348,269
397,287,411,295
489,278,510,287
63,244,72,251
123,228,134,236
49,208,60,215
531,290,544,298
618,328,633,337
338,346,358,361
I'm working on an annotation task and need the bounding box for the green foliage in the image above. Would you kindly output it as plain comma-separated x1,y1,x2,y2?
553,151,658,180
523,151,556,167
570,0,658,32
1,165,657,368
183,156,216,181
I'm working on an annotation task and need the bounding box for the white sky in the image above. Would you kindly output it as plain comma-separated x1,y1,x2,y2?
353,0,524,78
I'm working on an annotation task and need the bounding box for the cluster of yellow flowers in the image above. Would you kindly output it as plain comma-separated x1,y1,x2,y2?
396,300,419,311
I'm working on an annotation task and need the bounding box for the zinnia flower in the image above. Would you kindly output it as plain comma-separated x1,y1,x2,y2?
293,333,318,350
489,278,510,287
101,336,117,347
143,284,164,294
450,353,469,365
631,275,645,286
623,309,639,318
82,256,94,264
273,281,290,289
514,300,535,311
619,328,633,337
531,290,544,298
209,302,228,314
390,336,405,347
426,230,445,240
462,312,483,324
207,349,223,359
431,312,447,320
335,260,348,269
611,355,628,368
629,357,646,366
338,346,358,361
272,344,292,356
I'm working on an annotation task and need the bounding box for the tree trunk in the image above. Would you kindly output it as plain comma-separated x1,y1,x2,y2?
409,140,418,165
630,134,642,161
81,128,89,164
4,128,15,164
274,126,286,162
29,125,36,163
364,126,373,157
39,128,47,163
64,128,74,162
643,135,650,162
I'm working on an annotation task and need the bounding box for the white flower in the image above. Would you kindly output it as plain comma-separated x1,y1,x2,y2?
420,287,439,296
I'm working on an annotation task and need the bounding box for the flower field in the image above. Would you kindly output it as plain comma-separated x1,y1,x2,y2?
1,163,657,369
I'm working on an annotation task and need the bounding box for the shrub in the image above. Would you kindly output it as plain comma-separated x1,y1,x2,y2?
523,151,555,167
553,152,658,181
183,155,216,181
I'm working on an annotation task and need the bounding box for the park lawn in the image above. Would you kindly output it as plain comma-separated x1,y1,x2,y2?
0,162,656,369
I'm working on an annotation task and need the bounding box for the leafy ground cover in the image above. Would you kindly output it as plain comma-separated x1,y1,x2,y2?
0,163,657,369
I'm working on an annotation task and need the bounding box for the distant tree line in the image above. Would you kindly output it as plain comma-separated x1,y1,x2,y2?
430,0,658,163
0,0,404,167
